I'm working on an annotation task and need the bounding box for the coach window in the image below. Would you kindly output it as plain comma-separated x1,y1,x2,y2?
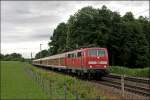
65,54,68,58
75,53,78,58
77,52,82,57
73,53,76,58
70,54,72,58
74,53,76,58
68,54,71,58
73,53,75,58
89,49,97,56
98,50,106,57
69,53,73,58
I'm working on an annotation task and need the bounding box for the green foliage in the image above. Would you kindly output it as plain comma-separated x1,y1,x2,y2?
48,5,150,68
0,53,4,60
107,66,150,78
35,49,49,59
138,16,150,66
0,53,24,61
1,61,49,99
48,23,67,54
122,12,135,22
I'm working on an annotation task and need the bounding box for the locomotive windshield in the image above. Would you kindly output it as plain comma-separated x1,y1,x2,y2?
88,49,106,57
89,50,97,56
98,50,106,57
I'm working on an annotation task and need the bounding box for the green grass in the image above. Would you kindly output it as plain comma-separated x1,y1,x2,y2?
2,61,148,99
1,61,107,99
107,66,150,78
28,64,107,100
0,61,50,99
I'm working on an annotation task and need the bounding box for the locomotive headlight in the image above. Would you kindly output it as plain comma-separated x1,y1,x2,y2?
90,65,92,68
99,61,107,64
88,61,97,64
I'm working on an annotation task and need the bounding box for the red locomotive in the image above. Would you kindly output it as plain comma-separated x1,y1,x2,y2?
33,47,109,78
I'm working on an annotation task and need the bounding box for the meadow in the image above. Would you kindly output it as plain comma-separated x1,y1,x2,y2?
0,61,50,99
1,61,107,100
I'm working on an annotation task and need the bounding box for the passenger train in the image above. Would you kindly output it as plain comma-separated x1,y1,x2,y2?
33,47,109,78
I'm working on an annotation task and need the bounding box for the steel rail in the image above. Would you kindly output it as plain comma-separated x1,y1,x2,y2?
107,74,150,84
98,74,150,97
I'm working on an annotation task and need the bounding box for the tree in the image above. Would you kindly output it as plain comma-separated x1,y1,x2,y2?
1,53,24,61
0,53,4,60
122,12,134,22
35,50,49,59
138,16,150,66
49,23,67,54
48,5,149,68
66,6,112,49
108,12,122,65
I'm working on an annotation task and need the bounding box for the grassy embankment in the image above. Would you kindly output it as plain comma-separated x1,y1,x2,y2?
0,61,50,99
107,66,150,78
1,61,107,100
3,61,148,99
27,64,107,100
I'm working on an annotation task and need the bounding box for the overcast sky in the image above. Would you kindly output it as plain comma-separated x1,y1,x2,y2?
1,1,149,58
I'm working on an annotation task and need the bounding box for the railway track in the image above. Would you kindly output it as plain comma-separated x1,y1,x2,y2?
33,65,150,97
97,74,150,97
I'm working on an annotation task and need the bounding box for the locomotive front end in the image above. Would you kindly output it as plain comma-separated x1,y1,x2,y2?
86,48,109,69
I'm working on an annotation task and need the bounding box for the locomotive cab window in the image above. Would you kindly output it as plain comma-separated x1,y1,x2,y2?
89,50,97,56
98,50,106,57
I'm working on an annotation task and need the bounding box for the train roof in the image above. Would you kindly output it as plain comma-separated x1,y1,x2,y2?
33,47,107,61
33,52,66,61
65,47,107,53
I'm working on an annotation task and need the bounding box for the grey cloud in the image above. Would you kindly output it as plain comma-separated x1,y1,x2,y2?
31,34,50,40
2,27,52,43
3,34,50,43
1,1,149,58
1,1,149,43
3,14,60,25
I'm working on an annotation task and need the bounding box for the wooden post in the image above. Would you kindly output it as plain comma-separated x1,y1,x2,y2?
75,92,78,100
49,80,52,99
96,96,100,100
121,74,125,98
30,52,32,64
64,83,67,100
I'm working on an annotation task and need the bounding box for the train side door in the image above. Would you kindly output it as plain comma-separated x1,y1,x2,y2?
65,54,67,67
77,52,82,69
81,51,86,69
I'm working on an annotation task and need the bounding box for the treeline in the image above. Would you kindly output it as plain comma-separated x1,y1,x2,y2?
35,50,49,59
36,5,149,68
0,53,24,61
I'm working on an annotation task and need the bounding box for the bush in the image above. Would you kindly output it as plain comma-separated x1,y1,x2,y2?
107,66,150,78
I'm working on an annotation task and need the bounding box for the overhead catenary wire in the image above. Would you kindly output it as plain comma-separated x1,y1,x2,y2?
134,9,149,16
